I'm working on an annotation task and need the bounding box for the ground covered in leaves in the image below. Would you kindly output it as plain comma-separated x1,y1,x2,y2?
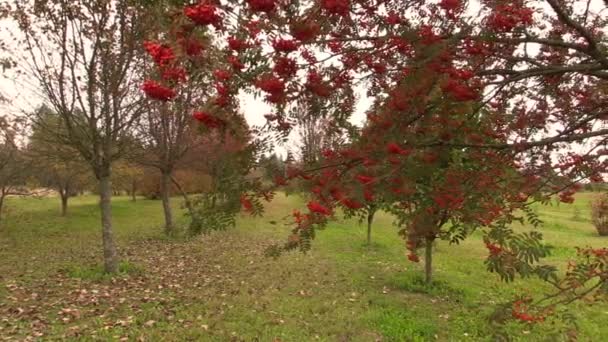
0,194,607,341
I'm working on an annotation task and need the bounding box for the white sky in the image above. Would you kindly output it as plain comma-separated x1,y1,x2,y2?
0,14,371,158
1,0,605,158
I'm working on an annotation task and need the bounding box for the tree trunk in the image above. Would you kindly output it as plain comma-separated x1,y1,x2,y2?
171,175,195,217
160,171,174,235
424,237,434,284
131,180,137,202
60,192,68,216
0,192,5,224
99,175,119,273
366,209,375,246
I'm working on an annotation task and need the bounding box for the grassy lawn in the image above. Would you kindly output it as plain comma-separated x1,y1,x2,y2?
0,193,606,341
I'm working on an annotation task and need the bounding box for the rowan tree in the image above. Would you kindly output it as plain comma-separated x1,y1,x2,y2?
133,2,230,235
293,102,350,164
591,193,608,236
0,115,29,223
257,153,285,184
6,0,150,273
136,99,198,233
27,106,91,216
184,122,264,235
111,160,145,201
144,0,607,326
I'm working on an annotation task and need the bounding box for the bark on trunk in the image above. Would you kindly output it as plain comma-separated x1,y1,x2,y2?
424,237,434,284
131,180,137,202
366,209,375,246
99,175,119,273
60,193,68,217
160,172,174,235
170,175,195,217
0,192,5,224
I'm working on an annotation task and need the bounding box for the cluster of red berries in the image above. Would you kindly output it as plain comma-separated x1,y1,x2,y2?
487,4,534,32
485,241,503,256
321,0,350,16
291,20,321,42
240,194,254,212
141,80,176,101
227,36,247,51
193,111,225,128
272,39,299,53
305,71,331,97
246,0,277,13
141,41,189,100
273,57,297,78
179,38,204,57
307,201,332,216
512,300,545,323
441,79,478,102
143,42,175,66
184,3,222,27
255,75,286,103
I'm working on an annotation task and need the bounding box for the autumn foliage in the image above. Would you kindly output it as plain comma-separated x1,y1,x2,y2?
141,0,608,326
591,193,608,236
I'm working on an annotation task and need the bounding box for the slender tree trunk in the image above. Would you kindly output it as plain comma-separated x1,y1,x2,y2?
60,191,69,217
160,171,174,235
170,175,194,217
424,236,434,284
366,208,375,246
0,192,5,224
99,175,118,273
131,180,137,202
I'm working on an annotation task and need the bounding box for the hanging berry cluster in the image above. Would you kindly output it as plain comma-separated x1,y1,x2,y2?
142,0,608,325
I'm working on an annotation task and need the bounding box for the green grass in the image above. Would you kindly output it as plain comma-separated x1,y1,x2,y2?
0,192,607,341
65,261,145,282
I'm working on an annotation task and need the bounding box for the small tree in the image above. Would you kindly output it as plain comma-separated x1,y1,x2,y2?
134,3,222,235
343,202,378,246
146,0,608,329
0,116,29,222
184,128,260,236
258,153,285,184
591,193,608,236
28,107,91,216
112,161,145,202
9,0,149,273
136,100,195,234
295,103,347,165
364,205,377,246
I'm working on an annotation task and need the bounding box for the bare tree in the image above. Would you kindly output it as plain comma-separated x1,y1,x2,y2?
8,0,148,272
294,104,347,164
27,106,91,216
0,116,30,223
135,99,199,235
112,159,144,201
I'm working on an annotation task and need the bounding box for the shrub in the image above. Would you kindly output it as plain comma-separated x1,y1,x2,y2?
591,193,608,236
187,193,238,236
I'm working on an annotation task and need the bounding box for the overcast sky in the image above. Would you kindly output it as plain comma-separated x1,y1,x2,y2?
0,11,372,157
1,0,605,157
